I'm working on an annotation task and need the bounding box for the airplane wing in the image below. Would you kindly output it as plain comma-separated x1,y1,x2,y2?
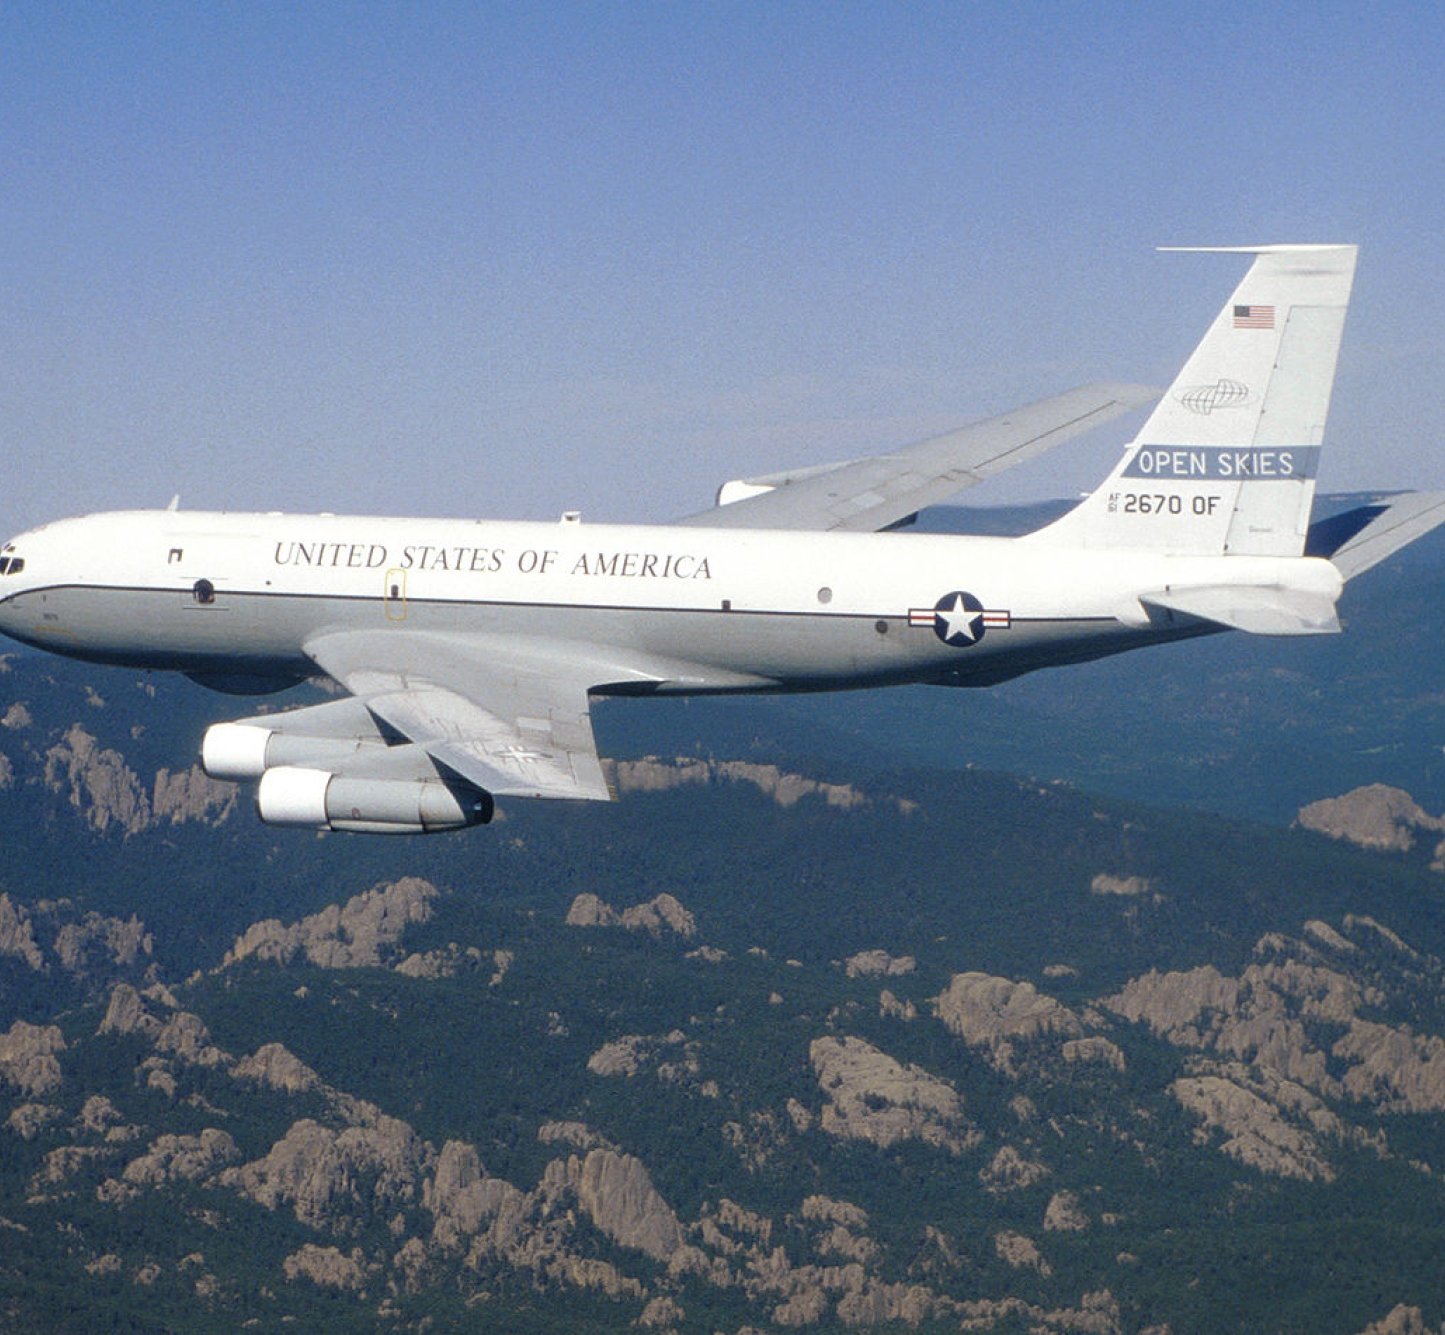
303,630,616,801
674,382,1158,532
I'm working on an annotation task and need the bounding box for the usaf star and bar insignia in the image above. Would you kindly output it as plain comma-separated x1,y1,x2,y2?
907,591,1011,647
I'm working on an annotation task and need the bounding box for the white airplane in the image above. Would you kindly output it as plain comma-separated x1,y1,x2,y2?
2,245,1441,833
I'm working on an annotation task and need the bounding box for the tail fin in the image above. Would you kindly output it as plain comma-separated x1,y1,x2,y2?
1028,244,1357,556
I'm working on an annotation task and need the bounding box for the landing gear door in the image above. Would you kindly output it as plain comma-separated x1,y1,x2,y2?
384,568,407,621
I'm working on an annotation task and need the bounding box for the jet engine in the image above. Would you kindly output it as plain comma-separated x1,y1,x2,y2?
202,720,396,779
257,766,493,835
200,697,400,781
203,697,493,834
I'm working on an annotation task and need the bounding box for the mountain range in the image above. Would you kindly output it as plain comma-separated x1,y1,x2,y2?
2,497,1445,1333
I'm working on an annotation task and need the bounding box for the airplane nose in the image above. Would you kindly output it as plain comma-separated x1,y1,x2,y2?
0,546,32,639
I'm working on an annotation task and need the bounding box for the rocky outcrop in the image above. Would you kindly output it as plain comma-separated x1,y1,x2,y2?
565,892,696,938
1099,920,1445,1179
283,1243,368,1292
878,989,917,1021
31,1143,113,1190
587,1030,701,1086
112,1129,239,1192
994,1229,1050,1275
1043,1191,1089,1232
609,756,872,810
0,903,156,988
979,1145,1050,1194
588,1034,647,1078
956,1290,1122,1333
425,1140,503,1251
1331,1019,1445,1113
220,1115,433,1231
232,1043,323,1096
537,1121,616,1152
810,1035,977,1154
1297,785,1445,858
1171,1070,1337,1182
54,912,152,978
637,1295,686,1328
155,1010,228,1067
76,1094,126,1136
0,894,44,971
7,1102,61,1139
1356,1306,1445,1335
1062,1037,1126,1072
0,1020,65,1096
43,725,150,835
564,1148,684,1261
151,765,237,827
435,1145,682,1296
1090,873,1157,898
223,878,439,970
1104,923,1445,1116
801,1195,868,1229
933,973,1084,1073
98,982,165,1038
1106,964,1242,1043
843,950,915,979
395,936,479,982
34,725,236,834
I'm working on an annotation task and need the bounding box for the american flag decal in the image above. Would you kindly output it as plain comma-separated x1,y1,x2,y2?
1233,304,1275,329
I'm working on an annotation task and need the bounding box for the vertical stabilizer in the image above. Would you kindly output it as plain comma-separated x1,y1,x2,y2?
1028,245,1356,555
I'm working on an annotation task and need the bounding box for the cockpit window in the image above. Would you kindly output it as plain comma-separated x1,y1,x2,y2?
0,558,21,576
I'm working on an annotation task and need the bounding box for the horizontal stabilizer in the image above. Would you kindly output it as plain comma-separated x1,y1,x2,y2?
1308,492,1445,580
1140,584,1340,636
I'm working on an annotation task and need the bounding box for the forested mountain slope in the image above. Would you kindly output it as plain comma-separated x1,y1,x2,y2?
2,643,1444,1332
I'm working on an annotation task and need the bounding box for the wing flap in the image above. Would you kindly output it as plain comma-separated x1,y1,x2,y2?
677,382,1158,532
304,630,616,802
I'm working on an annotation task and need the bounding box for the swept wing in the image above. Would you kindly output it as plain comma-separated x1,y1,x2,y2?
303,630,620,802
675,382,1157,532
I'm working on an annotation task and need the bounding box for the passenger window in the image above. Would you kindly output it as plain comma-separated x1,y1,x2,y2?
193,578,216,605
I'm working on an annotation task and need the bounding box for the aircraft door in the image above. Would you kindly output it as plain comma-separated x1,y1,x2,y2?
384,568,407,621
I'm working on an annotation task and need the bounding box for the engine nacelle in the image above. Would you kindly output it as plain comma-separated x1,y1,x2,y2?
256,766,494,835
201,723,272,779
202,722,388,781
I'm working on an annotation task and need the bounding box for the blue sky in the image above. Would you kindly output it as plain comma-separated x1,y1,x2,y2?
3,3,1442,531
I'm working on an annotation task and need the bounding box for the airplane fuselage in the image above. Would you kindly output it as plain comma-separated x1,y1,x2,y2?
0,508,1342,695
0,247,1418,835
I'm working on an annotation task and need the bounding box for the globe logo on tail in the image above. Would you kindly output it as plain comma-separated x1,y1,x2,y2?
1177,378,1253,415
